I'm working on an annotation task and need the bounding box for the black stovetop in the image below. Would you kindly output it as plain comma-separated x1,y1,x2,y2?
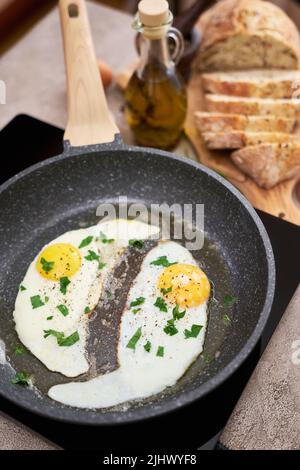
0,115,299,450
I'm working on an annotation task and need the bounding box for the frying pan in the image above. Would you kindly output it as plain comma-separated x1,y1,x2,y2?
0,0,275,425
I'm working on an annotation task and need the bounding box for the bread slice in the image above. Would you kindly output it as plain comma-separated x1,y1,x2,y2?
201,70,300,98
205,94,300,118
231,142,300,188
202,131,298,150
197,0,300,71
194,112,296,133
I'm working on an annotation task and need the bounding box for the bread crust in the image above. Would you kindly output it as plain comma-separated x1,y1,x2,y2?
201,70,300,98
231,142,300,187
194,112,296,133
205,94,300,118
198,0,300,71
202,131,298,149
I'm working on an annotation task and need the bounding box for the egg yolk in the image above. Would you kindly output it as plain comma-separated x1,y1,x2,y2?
36,243,82,281
158,263,210,308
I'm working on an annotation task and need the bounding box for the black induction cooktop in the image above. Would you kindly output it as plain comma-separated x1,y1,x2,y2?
0,115,299,450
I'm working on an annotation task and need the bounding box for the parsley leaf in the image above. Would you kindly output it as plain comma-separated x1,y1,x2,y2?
129,239,144,249
57,304,69,317
154,297,168,312
60,277,70,295
11,371,30,385
172,304,186,320
156,346,164,357
47,316,53,321
20,285,26,291
160,286,172,295
43,329,79,347
184,324,203,339
30,295,44,309
98,261,106,270
84,306,91,314
79,235,93,248
126,327,142,350
44,296,49,304
130,297,145,308
85,250,100,262
99,231,115,244
40,257,54,273
132,308,141,314
144,341,151,352
223,314,231,324
223,295,237,307
164,319,178,336
14,346,26,356
150,256,177,267
59,331,80,347
44,329,64,342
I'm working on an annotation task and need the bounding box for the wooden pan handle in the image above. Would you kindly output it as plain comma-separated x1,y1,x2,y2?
59,0,119,146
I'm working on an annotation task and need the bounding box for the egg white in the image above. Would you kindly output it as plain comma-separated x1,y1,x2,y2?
49,241,208,408
13,219,160,378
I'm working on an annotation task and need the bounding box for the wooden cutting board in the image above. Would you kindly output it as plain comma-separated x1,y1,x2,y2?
185,72,300,226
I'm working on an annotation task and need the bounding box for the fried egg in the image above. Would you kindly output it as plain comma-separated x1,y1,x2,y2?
49,240,210,408
14,219,160,377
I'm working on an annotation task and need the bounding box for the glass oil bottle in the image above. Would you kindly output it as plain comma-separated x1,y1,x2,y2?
125,0,187,150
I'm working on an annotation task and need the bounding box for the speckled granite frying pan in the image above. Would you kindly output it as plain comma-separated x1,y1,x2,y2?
0,0,275,425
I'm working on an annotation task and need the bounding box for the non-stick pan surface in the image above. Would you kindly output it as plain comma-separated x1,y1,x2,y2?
0,0,275,425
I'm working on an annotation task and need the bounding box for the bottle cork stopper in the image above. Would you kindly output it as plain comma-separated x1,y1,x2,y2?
138,0,169,27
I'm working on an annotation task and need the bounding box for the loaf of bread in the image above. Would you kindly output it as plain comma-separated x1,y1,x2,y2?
202,70,300,98
202,131,298,149
231,142,300,188
194,112,296,133
205,94,300,118
197,0,300,71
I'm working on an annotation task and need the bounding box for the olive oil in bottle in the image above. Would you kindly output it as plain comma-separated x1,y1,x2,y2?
125,0,187,150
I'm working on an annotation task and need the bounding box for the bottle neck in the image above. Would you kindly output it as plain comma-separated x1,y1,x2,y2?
137,34,173,79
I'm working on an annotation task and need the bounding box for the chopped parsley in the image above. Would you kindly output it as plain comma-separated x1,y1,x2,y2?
154,297,168,312
59,331,80,347
172,304,186,321
129,239,144,249
14,346,26,356
223,295,237,307
144,341,151,352
184,324,203,339
98,261,106,270
99,231,115,244
11,371,30,385
44,296,49,304
130,297,145,308
19,285,26,291
150,256,177,267
43,329,79,347
60,276,71,295
79,235,93,248
107,291,113,299
164,319,178,336
223,314,231,324
126,327,142,350
132,308,141,314
47,316,53,321
160,286,172,295
84,306,91,314
30,295,44,309
156,346,164,357
40,257,55,273
85,250,100,262
57,304,69,317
